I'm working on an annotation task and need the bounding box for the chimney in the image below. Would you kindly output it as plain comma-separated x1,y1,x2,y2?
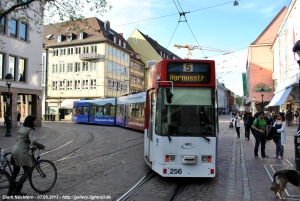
119,33,123,36
105,20,110,30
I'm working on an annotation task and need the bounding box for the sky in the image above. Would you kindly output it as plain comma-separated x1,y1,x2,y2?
82,0,291,96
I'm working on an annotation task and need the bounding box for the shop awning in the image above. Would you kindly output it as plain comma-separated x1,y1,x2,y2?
61,99,79,109
268,87,293,106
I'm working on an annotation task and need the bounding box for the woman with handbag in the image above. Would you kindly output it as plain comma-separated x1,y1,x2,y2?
272,113,286,160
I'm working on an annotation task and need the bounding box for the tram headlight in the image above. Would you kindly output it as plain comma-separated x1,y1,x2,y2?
165,154,177,162
201,155,213,163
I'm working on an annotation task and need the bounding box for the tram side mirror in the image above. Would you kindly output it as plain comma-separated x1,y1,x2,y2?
166,88,173,103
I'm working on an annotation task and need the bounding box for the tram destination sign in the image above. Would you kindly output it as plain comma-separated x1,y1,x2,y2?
167,62,210,83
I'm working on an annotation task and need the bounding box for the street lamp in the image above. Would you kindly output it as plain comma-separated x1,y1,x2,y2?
260,87,265,112
5,73,14,137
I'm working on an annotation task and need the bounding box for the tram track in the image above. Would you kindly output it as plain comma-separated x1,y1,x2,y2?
115,170,192,201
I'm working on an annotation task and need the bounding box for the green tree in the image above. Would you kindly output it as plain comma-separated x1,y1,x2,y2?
234,95,243,108
0,0,111,21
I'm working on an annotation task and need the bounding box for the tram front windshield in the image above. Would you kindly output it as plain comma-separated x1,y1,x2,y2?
156,87,216,137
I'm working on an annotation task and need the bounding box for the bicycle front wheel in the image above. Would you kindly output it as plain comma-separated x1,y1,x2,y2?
0,170,13,199
29,160,57,193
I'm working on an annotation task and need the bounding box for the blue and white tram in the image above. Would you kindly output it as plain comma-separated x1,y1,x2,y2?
144,59,218,177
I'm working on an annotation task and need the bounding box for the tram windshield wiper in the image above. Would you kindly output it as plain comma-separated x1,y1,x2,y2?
199,135,210,143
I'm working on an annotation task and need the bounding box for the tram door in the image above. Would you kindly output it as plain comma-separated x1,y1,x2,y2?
146,92,155,163
125,104,129,126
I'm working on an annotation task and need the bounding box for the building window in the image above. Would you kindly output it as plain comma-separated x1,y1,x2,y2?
78,32,83,39
90,61,96,71
56,35,62,42
91,45,97,53
52,81,58,90
59,80,65,90
60,48,66,56
9,56,16,79
74,62,80,72
67,63,73,72
108,79,112,90
67,48,73,55
10,19,17,38
82,62,88,71
90,79,96,89
117,50,120,59
118,39,121,46
20,22,27,41
18,58,26,82
75,47,81,54
59,63,65,72
53,49,59,56
123,42,126,48
82,79,89,89
0,17,6,34
108,46,112,55
114,36,116,43
134,37,137,44
113,81,117,90
67,80,73,90
75,80,81,90
108,61,112,72
52,64,58,73
113,48,116,57
83,46,89,53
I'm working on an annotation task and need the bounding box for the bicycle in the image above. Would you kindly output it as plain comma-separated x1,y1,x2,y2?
0,146,57,198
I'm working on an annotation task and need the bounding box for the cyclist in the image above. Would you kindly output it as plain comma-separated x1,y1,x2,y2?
10,115,45,196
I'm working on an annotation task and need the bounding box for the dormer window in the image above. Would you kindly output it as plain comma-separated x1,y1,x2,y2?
46,34,53,40
160,51,162,56
78,32,83,40
118,39,121,46
67,33,75,41
56,35,62,42
114,36,116,43
123,42,126,48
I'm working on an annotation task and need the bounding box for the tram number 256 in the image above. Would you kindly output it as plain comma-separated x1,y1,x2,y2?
170,168,182,174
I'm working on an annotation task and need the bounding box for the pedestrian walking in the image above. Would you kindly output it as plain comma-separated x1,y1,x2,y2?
272,113,286,160
234,112,242,138
252,112,268,159
244,112,254,140
10,115,45,195
295,111,299,125
286,110,292,126
17,111,21,125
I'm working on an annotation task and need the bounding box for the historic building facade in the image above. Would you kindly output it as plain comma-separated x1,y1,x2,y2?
0,1,43,127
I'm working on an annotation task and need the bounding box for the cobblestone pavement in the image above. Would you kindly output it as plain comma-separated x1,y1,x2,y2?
0,116,299,201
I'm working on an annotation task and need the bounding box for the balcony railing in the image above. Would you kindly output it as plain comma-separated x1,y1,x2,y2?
79,53,102,60
276,72,299,92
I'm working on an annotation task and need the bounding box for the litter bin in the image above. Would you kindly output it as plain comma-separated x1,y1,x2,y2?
43,115,46,121
45,115,49,121
294,131,300,171
50,114,53,121
52,115,56,121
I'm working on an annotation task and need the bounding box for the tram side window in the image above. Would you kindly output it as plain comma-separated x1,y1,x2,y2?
81,107,88,115
73,107,82,115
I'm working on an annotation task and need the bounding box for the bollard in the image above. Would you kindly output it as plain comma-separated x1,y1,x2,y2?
294,131,300,171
